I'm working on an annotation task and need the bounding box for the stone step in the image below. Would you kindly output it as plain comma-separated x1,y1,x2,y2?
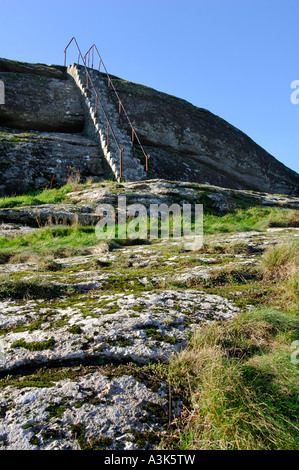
68,64,146,182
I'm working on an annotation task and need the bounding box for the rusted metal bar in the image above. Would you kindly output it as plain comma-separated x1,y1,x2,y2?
66,38,151,180
120,148,123,180
146,155,150,178
95,95,98,117
131,128,135,155
48,173,56,189
118,101,122,124
107,78,110,100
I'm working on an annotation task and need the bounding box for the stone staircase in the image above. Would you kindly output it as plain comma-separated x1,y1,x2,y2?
67,64,146,182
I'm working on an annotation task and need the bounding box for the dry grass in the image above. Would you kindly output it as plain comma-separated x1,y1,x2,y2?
260,242,299,280
259,242,299,311
194,239,252,255
164,309,299,450
162,242,299,450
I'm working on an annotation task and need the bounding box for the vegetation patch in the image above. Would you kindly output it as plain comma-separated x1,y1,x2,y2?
68,324,83,335
0,278,71,299
162,310,299,450
11,337,56,351
0,183,74,208
203,207,299,234
45,398,69,420
106,335,132,347
70,423,112,450
143,326,177,345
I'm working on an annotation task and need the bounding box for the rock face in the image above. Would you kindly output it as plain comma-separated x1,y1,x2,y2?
0,59,84,133
0,57,298,195
0,59,108,194
0,129,105,195
107,76,299,195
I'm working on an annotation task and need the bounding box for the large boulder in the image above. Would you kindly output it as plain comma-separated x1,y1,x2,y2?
0,57,298,196
0,58,85,133
0,129,105,195
108,75,299,196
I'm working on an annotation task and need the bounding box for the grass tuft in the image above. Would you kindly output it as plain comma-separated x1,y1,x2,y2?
164,308,299,450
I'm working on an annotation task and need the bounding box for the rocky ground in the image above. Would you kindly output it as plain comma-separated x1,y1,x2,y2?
0,181,298,450
0,179,298,227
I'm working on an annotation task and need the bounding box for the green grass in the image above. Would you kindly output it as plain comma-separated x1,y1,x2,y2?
202,207,299,234
11,337,56,351
0,184,74,208
0,278,72,299
0,206,288,264
163,308,299,450
0,225,99,263
160,241,299,450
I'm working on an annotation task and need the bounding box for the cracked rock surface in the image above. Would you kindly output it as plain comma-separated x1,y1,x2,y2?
0,216,298,450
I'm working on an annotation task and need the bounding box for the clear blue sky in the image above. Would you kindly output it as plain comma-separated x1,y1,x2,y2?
0,0,298,174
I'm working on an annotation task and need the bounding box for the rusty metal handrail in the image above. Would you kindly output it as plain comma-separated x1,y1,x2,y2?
64,37,124,179
84,43,150,177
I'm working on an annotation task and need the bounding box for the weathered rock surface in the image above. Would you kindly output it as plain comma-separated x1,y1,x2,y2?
0,290,240,375
0,212,298,450
0,369,179,450
0,128,106,195
0,180,298,227
66,179,299,212
0,59,84,133
103,74,299,195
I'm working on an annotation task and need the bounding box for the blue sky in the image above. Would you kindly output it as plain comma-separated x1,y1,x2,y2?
0,0,298,174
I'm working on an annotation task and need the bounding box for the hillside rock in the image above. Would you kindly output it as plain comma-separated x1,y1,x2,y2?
107,75,299,195
0,57,298,195
0,128,105,195
0,59,84,133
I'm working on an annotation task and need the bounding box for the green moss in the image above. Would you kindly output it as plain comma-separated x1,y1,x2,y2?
68,324,82,334
70,423,112,450
41,429,63,440
131,431,158,449
144,326,177,345
106,335,132,347
0,365,93,389
11,337,55,351
46,399,69,420
29,436,40,446
23,422,39,429
143,402,168,421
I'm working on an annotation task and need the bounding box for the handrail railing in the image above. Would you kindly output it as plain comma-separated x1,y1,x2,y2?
84,43,150,177
64,37,124,179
